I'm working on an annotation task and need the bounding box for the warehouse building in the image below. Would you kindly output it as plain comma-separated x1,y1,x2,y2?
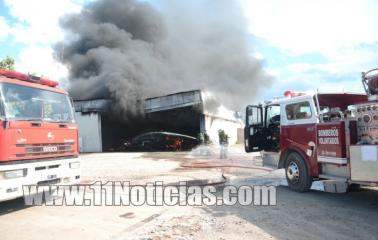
74,90,244,152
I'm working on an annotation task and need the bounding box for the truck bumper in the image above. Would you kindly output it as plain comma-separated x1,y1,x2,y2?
0,156,81,202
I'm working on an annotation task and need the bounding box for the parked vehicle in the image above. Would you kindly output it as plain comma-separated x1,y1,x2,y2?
0,69,80,201
245,68,378,192
125,131,198,151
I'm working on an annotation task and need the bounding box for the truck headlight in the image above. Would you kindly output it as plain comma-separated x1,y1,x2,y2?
0,169,27,179
69,162,80,169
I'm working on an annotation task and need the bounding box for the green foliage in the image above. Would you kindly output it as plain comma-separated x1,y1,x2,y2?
204,133,212,144
197,132,205,144
197,132,212,145
0,56,15,70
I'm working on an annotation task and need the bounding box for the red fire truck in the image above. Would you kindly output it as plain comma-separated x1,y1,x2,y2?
245,68,378,192
0,69,80,201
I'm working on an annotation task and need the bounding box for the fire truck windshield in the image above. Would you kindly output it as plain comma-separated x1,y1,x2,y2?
0,83,74,123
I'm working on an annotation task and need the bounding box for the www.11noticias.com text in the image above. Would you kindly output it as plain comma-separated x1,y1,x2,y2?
23,181,276,206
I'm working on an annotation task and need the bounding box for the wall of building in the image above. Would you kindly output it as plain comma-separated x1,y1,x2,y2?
75,112,102,152
202,115,243,145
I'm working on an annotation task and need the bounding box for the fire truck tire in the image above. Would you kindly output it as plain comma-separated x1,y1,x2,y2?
285,152,312,192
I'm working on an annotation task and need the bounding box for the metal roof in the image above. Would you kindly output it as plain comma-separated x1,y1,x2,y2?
144,90,202,113
73,99,113,113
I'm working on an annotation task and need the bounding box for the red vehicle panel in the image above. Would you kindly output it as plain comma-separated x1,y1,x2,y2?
281,123,319,176
316,122,346,158
0,121,78,162
0,76,66,94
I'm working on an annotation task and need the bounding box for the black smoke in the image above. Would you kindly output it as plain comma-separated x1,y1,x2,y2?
55,0,271,115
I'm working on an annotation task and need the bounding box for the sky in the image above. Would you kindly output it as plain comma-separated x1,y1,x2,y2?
0,0,377,102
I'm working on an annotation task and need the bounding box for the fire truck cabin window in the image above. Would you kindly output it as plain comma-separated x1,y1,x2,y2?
285,101,312,120
0,83,74,123
266,105,280,127
247,107,261,125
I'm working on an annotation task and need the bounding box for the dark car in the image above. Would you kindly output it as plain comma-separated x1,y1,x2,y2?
125,131,198,151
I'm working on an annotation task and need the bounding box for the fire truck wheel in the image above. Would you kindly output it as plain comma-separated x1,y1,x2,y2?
285,152,312,192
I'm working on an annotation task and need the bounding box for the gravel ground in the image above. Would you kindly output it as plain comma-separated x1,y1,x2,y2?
124,146,378,240
80,152,224,185
1,147,378,240
124,183,378,240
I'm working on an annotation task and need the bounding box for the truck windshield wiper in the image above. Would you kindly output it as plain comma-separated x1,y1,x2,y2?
42,118,70,123
7,117,72,123
42,118,58,122
14,118,43,122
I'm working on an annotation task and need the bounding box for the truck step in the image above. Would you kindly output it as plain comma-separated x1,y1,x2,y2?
316,176,349,193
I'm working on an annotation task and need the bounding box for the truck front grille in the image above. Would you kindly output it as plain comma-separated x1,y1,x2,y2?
15,143,75,158
37,178,61,185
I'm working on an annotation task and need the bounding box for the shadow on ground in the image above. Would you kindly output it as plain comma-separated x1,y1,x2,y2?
0,197,31,216
204,184,378,240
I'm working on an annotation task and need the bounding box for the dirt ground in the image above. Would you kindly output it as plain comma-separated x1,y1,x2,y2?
1,146,378,240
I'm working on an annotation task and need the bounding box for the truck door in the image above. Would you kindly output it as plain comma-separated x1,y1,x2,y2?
245,105,265,152
264,105,281,152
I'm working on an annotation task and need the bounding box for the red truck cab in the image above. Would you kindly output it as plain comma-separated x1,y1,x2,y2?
245,91,370,192
0,70,80,201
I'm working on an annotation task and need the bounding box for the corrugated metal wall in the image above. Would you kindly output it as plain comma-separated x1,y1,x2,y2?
75,112,102,152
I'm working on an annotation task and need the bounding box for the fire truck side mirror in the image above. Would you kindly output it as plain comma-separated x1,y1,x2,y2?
69,97,76,123
70,97,75,111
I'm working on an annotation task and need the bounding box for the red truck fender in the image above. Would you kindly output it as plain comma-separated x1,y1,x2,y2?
279,147,313,177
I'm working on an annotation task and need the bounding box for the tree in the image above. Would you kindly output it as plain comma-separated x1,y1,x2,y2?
0,56,15,70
